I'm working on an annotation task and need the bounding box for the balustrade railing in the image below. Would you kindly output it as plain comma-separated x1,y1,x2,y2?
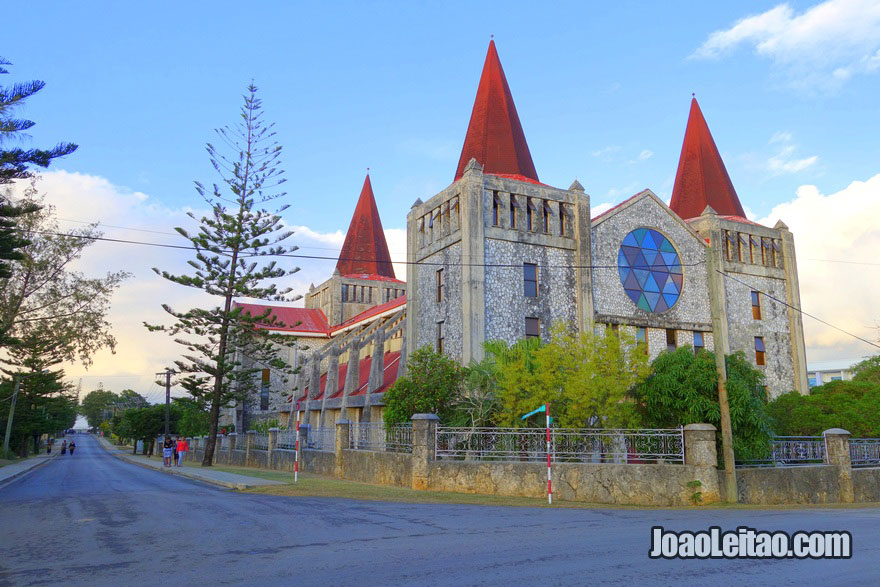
252,433,269,450
435,427,684,463
349,423,412,453
277,430,298,450
306,427,335,452
737,436,826,468
849,438,880,468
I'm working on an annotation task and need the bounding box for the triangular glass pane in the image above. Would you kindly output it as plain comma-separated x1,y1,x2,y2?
663,293,679,308
671,273,684,289
659,239,675,253
637,294,652,311
663,279,678,294
654,296,669,313
633,228,648,245
625,289,641,305
661,251,678,267
634,269,649,287
644,273,660,293
644,291,661,310
624,272,640,290
622,232,639,247
654,271,668,291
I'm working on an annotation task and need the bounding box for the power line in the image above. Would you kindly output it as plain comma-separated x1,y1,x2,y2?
14,228,707,270
804,258,880,267
718,270,880,351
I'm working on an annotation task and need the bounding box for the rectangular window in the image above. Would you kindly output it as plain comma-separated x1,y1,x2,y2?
437,321,445,354
260,369,270,411
751,291,762,320
693,331,704,354
542,201,551,233
526,198,536,231
666,329,677,352
808,376,817,387
341,284,348,302
755,336,766,366
525,317,540,339
492,192,501,226
635,326,648,353
523,263,538,298
738,233,747,262
558,203,566,236
509,195,517,228
831,375,842,381
436,268,445,302
772,240,781,267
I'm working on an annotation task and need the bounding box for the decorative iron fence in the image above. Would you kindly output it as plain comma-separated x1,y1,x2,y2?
349,423,413,453
434,427,684,463
306,427,335,452
737,436,826,468
850,438,880,468
277,430,297,450
252,433,269,450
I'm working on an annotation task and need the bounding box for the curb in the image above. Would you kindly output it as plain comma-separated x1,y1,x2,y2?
0,452,60,489
97,439,251,490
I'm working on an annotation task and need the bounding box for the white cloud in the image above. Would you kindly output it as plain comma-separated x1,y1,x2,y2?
591,145,621,158
637,150,654,161
757,173,880,362
748,131,818,176
692,0,880,88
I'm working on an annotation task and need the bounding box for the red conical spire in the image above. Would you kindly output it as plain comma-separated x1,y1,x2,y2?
669,97,746,220
336,174,395,279
454,40,539,183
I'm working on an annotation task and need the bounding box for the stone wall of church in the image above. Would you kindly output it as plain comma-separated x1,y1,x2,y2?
484,239,577,343
723,272,795,397
413,242,464,360
591,195,712,329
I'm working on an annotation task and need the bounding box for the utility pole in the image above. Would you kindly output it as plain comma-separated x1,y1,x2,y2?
3,377,21,455
157,369,173,435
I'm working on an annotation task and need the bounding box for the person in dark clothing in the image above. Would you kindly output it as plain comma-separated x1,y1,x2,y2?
68,440,76,455
60,440,67,455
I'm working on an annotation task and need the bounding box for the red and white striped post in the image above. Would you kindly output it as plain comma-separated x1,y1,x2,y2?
545,403,552,505
294,401,301,483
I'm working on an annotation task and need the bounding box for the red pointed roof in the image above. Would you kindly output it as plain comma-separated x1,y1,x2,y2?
669,98,746,220
454,41,538,183
336,174,395,279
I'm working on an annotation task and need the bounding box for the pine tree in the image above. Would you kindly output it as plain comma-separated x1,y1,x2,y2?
147,84,300,466
0,57,77,279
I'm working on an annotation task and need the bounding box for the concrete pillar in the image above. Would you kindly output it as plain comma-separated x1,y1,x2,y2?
778,222,810,396
683,424,717,466
268,427,278,469
335,420,351,478
341,338,361,420
411,414,439,490
459,161,486,364
397,322,408,380
228,433,238,452
569,180,594,335
321,346,340,425
299,423,310,452
824,428,853,503
246,430,255,467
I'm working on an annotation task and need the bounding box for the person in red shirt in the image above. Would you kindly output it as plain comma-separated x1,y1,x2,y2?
175,436,189,467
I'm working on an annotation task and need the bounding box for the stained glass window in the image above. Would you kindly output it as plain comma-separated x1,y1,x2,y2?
617,228,682,313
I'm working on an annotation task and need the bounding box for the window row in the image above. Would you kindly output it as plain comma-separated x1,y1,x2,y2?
722,231,782,268
382,287,405,303
417,196,461,248
491,192,569,237
342,284,374,304
610,325,706,355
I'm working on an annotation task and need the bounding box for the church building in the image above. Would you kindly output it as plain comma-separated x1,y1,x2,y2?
225,41,808,430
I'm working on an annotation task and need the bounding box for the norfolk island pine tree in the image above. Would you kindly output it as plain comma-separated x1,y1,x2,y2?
146,84,300,466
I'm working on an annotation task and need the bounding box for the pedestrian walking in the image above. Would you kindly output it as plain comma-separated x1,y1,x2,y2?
68,440,76,456
176,436,188,466
162,436,174,467
60,440,67,455
46,437,53,455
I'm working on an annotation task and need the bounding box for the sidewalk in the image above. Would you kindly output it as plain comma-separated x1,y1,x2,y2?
98,437,284,490
0,451,59,487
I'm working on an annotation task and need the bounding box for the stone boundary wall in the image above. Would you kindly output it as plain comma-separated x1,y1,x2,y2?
172,423,880,506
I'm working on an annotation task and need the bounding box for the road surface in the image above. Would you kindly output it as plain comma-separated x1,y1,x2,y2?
1,433,878,585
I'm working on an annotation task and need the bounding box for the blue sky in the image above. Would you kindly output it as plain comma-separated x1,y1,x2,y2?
5,0,880,395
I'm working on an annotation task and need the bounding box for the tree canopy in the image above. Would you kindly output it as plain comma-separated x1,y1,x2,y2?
636,347,774,461
489,327,651,428
383,346,465,425
768,380,880,437
147,84,299,466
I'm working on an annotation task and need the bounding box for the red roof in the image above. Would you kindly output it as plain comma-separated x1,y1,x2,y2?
336,174,396,279
331,294,406,334
300,351,401,401
454,41,538,183
235,302,330,335
669,98,746,220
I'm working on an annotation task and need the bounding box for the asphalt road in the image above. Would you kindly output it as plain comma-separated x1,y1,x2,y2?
1,434,878,586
